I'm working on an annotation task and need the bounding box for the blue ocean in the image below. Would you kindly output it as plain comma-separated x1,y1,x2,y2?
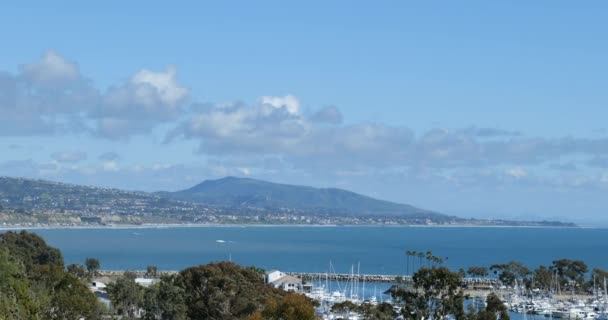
7,226,604,319
18,226,608,274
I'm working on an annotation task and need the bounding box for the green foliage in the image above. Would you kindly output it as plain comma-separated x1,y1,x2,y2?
107,262,308,320
551,259,588,287
43,271,102,320
0,230,64,271
592,268,608,280
66,263,87,279
141,275,188,320
0,248,39,319
490,261,530,286
467,293,509,320
0,231,100,320
331,300,358,313
532,266,553,290
85,257,100,276
331,301,396,320
107,276,144,319
260,292,316,320
178,262,283,319
392,266,465,320
360,302,397,320
467,266,489,278
146,265,158,278
123,270,138,281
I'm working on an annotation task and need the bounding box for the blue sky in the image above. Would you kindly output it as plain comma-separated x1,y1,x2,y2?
1,1,608,225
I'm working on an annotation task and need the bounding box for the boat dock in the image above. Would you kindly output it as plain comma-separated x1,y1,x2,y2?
96,270,497,287
285,272,498,286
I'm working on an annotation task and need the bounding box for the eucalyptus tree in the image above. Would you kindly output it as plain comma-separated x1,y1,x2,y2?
392,266,465,320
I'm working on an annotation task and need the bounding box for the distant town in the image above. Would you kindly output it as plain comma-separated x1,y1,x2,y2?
0,176,576,228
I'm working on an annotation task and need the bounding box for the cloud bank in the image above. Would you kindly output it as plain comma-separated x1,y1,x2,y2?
2,50,608,201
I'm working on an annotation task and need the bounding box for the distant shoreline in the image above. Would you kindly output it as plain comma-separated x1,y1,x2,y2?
0,222,585,231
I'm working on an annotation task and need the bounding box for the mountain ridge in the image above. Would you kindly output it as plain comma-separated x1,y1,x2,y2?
0,175,577,227
160,176,445,219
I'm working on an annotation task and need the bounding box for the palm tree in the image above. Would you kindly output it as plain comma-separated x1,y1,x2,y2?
426,251,433,267
417,252,425,270
405,250,410,276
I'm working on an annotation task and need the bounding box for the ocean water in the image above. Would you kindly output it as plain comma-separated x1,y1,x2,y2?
4,226,603,319
14,226,608,274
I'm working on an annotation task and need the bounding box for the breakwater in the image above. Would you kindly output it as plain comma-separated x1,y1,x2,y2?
97,270,498,287
286,272,499,286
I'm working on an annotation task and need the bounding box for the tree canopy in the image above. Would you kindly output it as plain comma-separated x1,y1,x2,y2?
0,230,100,320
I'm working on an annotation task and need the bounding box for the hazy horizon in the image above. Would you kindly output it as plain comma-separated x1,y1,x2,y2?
2,2,608,225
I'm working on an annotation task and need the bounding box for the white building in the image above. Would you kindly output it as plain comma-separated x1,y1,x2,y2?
135,277,157,287
265,270,304,293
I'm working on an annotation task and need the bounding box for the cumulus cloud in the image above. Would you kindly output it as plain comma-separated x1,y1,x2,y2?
0,51,188,138
92,66,189,139
310,105,343,124
131,66,188,108
0,52,97,136
168,99,415,168
20,50,81,87
6,50,608,193
168,100,608,173
51,150,88,163
258,95,300,115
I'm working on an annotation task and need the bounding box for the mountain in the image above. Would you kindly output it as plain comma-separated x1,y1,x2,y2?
161,176,445,218
0,176,577,227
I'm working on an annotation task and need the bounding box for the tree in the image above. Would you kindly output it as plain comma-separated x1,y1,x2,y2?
331,300,358,313
85,257,100,277
146,265,158,278
392,266,465,320
360,302,397,320
532,266,553,290
0,248,39,319
417,252,425,270
467,266,489,278
178,262,284,319
467,292,510,320
107,276,144,319
124,270,138,281
551,259,588,290
490,261,530,286
0,232,100,320
66,263,87,279
45,271,102,320
261,292,316,320
0,231,64,272
141,275,188,320
405,250,412,275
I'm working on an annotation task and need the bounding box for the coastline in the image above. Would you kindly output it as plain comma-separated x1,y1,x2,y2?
0,222,584,231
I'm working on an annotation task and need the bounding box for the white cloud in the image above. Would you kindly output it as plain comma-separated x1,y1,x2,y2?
131,66,189,108
0,51,189,138
310,106,343,124
20,50,80,86
93,66,189,139
259,94,300,115
506,167,528,178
